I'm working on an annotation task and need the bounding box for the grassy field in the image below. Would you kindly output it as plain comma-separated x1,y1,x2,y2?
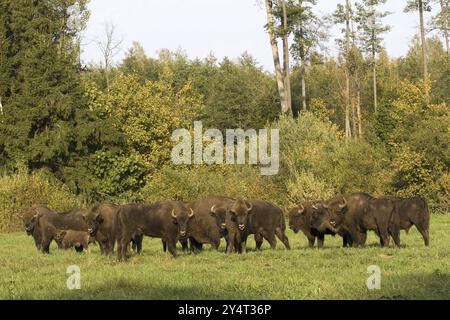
1,214,449,300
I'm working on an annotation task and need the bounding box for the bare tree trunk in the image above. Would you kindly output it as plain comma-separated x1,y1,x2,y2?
371,6,378,114
351,94,357,138
357,88,362,138
264,0,289,114
373,60,378,113
419,0,428,82
301,57,307,110
345,0,352,138
282,0,292,114
440,0,449,55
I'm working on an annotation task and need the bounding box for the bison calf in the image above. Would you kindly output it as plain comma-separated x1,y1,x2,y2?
55,230,95,253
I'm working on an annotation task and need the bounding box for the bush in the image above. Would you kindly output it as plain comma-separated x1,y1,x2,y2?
274,112,389,203
141,165,283,206
0,168,82,233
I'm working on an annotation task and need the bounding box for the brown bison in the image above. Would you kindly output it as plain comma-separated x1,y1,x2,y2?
115,201,194,260
380,196,430,246
226,199,291,253
187,196,237,253
320,193,373,247
83,203,144,255
287,202,336,248
23,206,56,250
33,208,89,253
55,230,96,253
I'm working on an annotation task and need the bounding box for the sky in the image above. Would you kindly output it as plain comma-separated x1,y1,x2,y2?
80,0,440,71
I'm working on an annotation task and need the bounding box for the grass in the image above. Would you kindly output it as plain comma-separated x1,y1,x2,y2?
0,215,449,300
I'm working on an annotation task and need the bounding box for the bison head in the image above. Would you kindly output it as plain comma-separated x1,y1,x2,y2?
210,205,228,231
55,230,67,248
229,198,253,231
320,196,348,232
171,203,194,238
287,204,307,234
24,214,40,236
309,202,338,233
82,208,104,236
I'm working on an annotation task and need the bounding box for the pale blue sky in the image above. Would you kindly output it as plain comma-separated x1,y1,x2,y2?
81,0,440,71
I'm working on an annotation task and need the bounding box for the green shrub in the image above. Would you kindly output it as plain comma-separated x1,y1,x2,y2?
141,165,283,206
0,168,82,233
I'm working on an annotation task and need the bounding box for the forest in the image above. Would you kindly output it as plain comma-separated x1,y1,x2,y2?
0,0,449,233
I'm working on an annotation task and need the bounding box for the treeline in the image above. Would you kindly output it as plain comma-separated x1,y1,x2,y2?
0,1,449,231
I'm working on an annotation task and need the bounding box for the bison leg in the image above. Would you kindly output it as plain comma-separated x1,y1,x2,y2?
40,235,53,254
389,224,401,248
166,239,177,257
307,237,315,249
135,234,143,254
118,234,132,262
180,239,188,253
417,225,429,246
255,233,264,250
275,228,291,250
262,231,277,250
317,234,325,249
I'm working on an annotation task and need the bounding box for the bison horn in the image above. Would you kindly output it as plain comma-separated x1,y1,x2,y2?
171,210,177,219
246,201,253,212
210,205,216,214
338,197,347,209
312,203,319,210
188,208,194,218
298,204,305,214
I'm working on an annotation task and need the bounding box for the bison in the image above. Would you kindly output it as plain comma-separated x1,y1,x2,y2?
55,230,96,253
226,199,291,253
23,206,56,250
186,196,235,252
34,208,89,253
116,201,194,260
320,193,373,247
287,202,335,248
380,196,430,246
83,203,144,255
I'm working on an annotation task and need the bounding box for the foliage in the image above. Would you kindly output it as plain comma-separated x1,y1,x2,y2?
141,165,282,206
0,167,82,233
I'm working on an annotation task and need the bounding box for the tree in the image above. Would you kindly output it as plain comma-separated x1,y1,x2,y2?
264,0,291,114
355,0,391,114
431,0,449,55
288,0,327,111
97,22,123,91
405,0,433,83
0,0,89,172
332,0,354,138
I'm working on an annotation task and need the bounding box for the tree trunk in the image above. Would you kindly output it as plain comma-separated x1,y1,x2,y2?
440,0,449,55
282,0,292,114
264,0,288,114
345,0,352,138
301,57,307,110
373,59,378,113
419,0,428,82
357,88,362,138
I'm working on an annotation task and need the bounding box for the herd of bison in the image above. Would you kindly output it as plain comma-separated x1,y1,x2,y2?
22,193,430,261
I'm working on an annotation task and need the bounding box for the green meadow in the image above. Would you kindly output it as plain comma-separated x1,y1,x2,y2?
1,214,449,300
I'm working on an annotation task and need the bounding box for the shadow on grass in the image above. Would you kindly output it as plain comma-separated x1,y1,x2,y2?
20,270,450,300
374,270,450,300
